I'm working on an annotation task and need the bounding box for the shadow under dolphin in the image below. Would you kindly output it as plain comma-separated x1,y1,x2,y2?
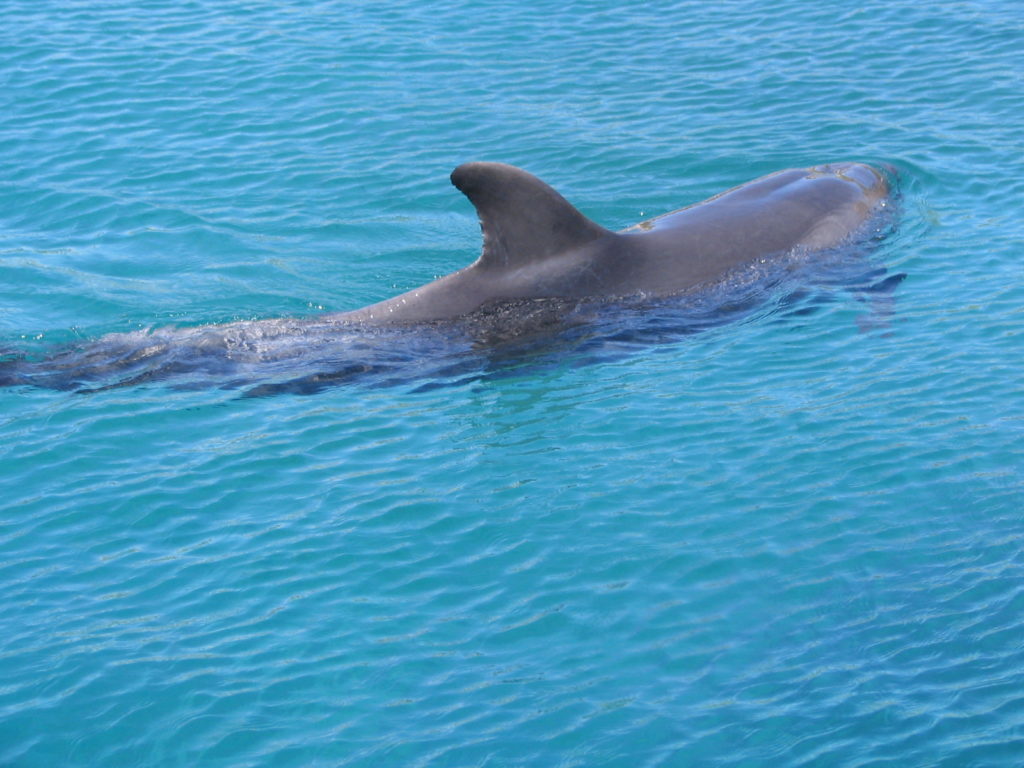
0,161,900,396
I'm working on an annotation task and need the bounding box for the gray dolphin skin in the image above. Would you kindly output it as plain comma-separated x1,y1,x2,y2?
1,161,892,393
338,161,890,323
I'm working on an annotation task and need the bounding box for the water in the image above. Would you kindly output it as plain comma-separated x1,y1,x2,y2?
1,0,1022,765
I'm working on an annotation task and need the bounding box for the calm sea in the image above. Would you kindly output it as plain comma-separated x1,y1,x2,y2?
1,1,1022,765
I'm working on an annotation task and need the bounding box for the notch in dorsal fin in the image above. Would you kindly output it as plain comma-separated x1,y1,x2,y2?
450,162,610,271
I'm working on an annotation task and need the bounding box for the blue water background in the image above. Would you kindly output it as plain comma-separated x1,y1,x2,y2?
2,1,1023,765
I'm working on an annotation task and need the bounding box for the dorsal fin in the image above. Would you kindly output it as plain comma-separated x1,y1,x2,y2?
450,162,610,271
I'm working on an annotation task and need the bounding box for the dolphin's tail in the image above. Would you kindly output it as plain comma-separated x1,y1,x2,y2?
0,354,30,388
0,350,77,390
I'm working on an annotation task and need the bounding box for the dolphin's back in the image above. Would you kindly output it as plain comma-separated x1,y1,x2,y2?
337,161,890,324
612,162,889,293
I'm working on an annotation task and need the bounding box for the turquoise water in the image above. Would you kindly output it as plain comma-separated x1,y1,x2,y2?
2,0,1023,764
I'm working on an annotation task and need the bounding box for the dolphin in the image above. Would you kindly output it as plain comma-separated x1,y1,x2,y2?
338,161,890,323
0,161,892,393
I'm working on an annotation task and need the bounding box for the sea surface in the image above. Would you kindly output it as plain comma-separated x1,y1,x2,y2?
1,1,1023,765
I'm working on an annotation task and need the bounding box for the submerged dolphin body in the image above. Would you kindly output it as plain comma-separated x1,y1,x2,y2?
1,162,893,393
